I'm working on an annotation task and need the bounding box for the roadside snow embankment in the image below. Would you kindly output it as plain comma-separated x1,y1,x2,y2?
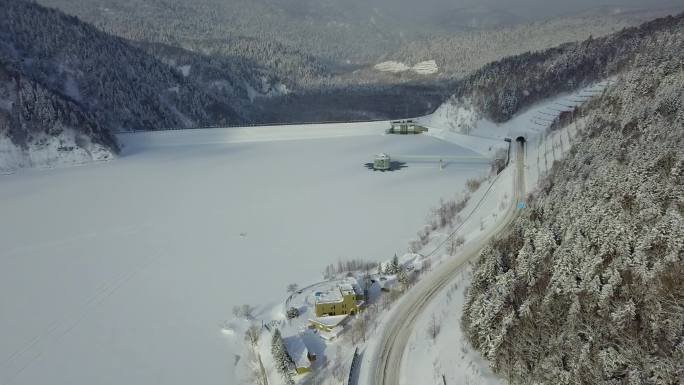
0,130,114,173
400,267,506,385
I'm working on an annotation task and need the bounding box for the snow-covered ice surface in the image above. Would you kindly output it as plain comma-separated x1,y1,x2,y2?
0,122,490,385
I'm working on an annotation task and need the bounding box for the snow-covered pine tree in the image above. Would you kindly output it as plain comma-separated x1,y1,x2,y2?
384,254,401,275
397,266,410,291
270,329,295,385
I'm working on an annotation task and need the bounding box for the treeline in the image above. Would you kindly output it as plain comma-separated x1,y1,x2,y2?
462,20,683,384
36,0,396,85
450,13,684,123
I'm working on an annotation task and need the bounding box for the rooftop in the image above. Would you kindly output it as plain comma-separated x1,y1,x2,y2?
283,334,311,369
339,283,355,296
315,280,358,304
315,287,343,304
319,326,344,341
309,314,349,328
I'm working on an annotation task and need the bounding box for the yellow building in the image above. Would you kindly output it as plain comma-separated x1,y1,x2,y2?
314,283,363,317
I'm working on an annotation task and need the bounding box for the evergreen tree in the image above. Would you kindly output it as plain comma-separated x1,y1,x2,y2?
397,266,410,291
384,254,401,275
270,329,295,385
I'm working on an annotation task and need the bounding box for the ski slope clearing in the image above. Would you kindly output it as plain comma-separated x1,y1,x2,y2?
0,122,490,385
373,60,439,75
420,82,611,140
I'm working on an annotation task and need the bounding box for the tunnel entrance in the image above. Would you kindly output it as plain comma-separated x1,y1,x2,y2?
516,136,526,143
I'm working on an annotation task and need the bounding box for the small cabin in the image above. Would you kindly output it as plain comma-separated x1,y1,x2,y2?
284,335,314,374
387,119,428,135
373,153,391,171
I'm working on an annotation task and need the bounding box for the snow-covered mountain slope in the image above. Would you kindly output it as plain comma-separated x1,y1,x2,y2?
420,82,611,140
442,13,684,123
0,0,285,170
0,65,116,172
462,30,684,385
0,1,247,132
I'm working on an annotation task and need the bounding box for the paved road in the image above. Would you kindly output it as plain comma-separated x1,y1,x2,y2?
371,141,526,385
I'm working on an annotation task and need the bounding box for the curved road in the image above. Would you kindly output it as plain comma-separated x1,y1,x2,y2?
371,140,526,385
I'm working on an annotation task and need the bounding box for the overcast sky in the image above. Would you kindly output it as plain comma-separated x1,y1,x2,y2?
371,0,684,20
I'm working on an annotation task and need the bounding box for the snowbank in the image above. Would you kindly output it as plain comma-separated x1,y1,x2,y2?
401,267,505,385
0,130,114,173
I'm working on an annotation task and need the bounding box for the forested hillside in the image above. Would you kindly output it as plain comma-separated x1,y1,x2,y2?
0,63,117,170
36,0,675,89
0,0,253,131
0,0,263,169
2,0,682,170
462,19,683,385
25,0,681,126
442,13,684,123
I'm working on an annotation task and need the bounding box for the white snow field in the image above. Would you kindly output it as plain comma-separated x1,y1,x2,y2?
0,122,491,385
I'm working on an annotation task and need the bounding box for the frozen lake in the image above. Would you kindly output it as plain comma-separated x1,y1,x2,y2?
0,123,489,385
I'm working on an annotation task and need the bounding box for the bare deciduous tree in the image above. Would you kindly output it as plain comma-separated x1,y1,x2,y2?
427,314,441,340
244,324,261,347
286,283,299,294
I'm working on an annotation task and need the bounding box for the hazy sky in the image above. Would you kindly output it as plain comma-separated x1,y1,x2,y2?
372,0,684,20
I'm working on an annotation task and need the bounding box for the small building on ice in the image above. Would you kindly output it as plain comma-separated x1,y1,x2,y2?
373,153,391,171
386,119,428,135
